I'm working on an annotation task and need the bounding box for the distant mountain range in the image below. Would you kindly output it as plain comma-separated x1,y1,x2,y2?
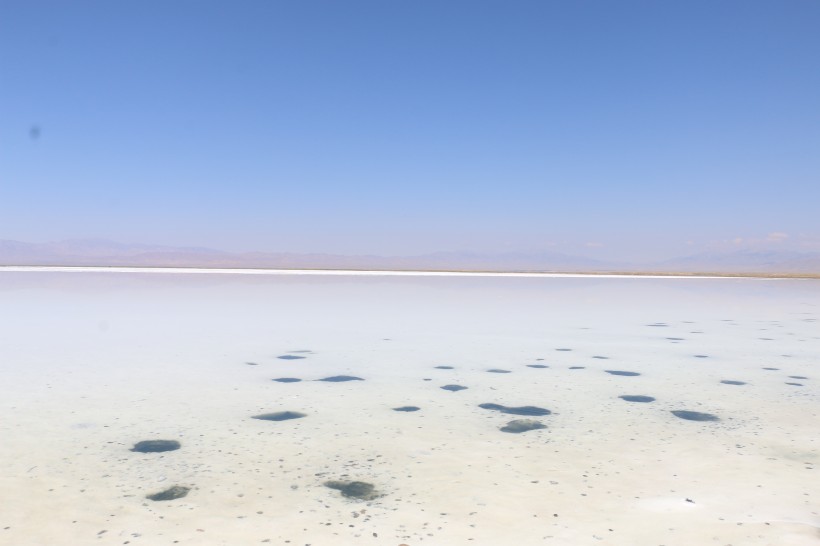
656,249,820,274
1,239,819,274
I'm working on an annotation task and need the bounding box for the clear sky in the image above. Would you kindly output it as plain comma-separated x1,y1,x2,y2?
1,1,818,261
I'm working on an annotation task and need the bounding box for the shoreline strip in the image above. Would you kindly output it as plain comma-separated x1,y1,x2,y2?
0,265,814,280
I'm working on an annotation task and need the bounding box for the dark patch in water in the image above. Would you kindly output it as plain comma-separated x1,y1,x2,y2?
318,375,364,382
762,367,779,370
131,440,180,453
526,364,548,368
693,355,709,358
592,356,609,359
245,362,258,366
277,355,306,360
500,419,547,433
393,406,420,412
786,382,804,386
487,369,511,373
252,411,306,421
324,480,379,500
556,348,572,351
619,395,655,403
647,323,668,327
147,485,190,501
434,366,454,369
721,380,746,385
569,366,585,369
605,370,641,376
423,378,432,381
666,337,685,341
479,403,551,416
789,375,808,380
671,410,719,422
289,350,312,353
273,377,302,383
441,384,468,392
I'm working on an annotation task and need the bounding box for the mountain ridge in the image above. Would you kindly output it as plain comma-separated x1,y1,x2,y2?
1,239,818,274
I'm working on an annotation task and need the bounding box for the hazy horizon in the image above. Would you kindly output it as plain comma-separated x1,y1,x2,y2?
3,236,820,275
3,233,820,264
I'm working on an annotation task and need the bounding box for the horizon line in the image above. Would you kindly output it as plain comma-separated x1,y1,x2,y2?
1,265,818,280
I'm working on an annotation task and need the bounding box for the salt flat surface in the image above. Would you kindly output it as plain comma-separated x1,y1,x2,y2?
0,265,741,278
0,272,818,545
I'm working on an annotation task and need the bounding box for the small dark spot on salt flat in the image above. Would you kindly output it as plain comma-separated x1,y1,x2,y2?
289,350,312,353
147,486,190,501
441,384,468,392
486,369,511,373
647,323,668,327
500,419,546,433
556,348,572,351
526,364,548,368
671,410,719,422
245,362,258,366
786,382,804,386
273,377,302,383
789,376,808,380
131,440,180,453
479,403,551,416
605,370,641,377
721,380,746,385
619,395,655,403
318,375,364,382
592,356,609,359
393,406,420,412
759,338,774,341
252,411,306,421
324,480,379,500
666,337,685,341
423,378,432,381
763,367,779,371
434,366,454,370
277,355,306,360
569,366,585,369
693,355,709,359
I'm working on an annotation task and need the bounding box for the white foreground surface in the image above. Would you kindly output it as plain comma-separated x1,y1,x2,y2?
0,272,818,545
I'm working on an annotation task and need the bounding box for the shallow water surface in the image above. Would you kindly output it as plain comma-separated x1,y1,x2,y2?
0,272,818,545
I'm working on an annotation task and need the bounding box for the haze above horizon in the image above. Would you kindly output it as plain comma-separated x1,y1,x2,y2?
2,1,818,261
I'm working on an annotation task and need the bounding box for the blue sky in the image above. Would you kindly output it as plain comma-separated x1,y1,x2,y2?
1,1,818,260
